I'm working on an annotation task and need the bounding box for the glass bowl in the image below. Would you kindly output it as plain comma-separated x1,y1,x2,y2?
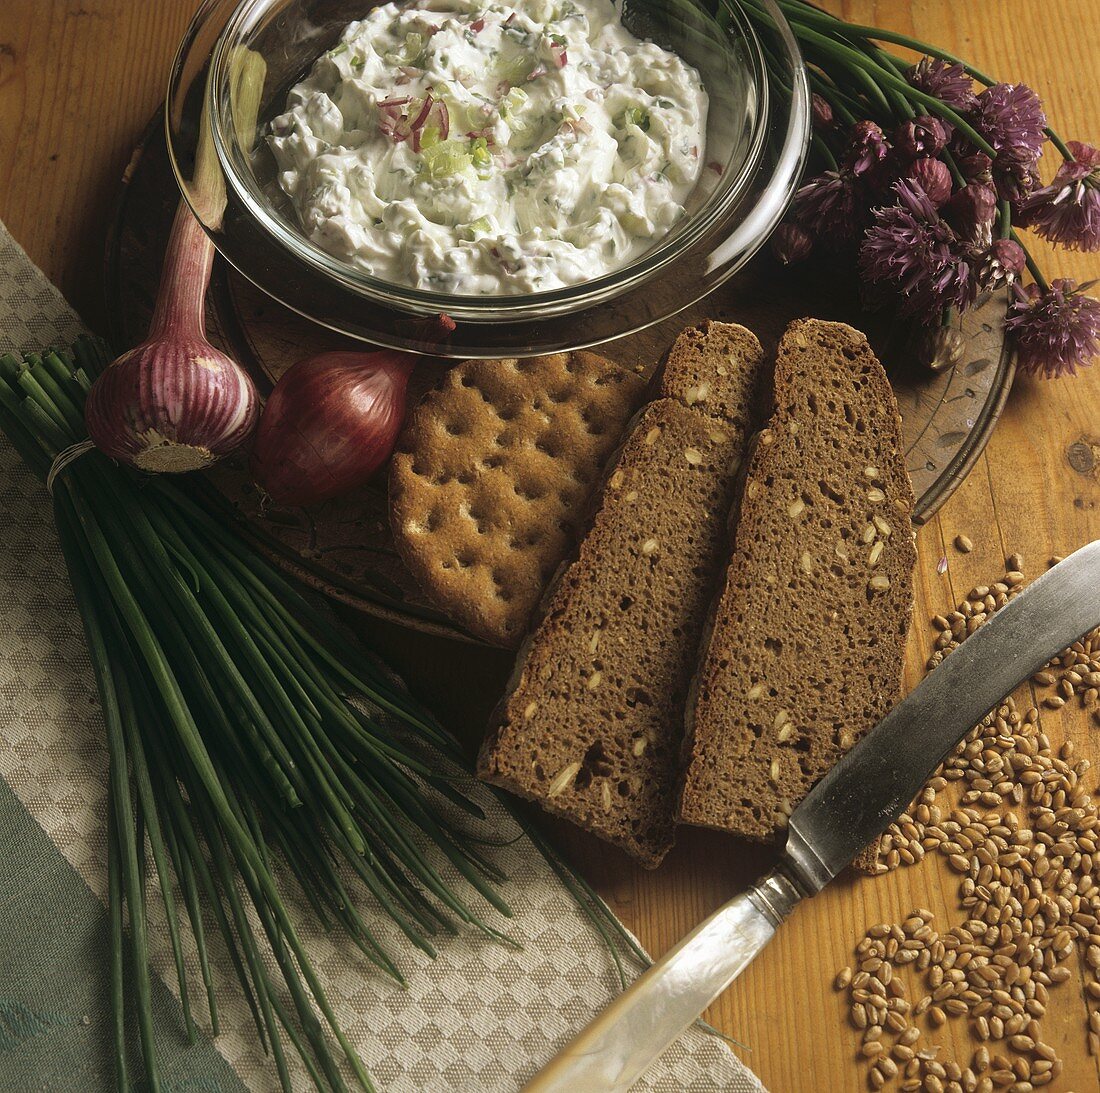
167,0,809,356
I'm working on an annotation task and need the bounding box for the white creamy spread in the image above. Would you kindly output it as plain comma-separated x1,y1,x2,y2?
269,0,708,294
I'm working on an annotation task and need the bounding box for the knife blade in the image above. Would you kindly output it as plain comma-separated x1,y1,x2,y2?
525,539,1100,1093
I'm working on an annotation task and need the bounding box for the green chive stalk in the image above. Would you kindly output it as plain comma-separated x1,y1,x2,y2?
0,336,639,1092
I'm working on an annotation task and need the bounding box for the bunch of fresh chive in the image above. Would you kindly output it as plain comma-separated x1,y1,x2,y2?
0,336,640,1092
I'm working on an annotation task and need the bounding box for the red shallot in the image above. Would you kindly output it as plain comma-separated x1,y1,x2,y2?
249,350,417,507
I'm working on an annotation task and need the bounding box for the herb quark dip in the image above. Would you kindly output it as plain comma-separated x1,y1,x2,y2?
269,0,709,294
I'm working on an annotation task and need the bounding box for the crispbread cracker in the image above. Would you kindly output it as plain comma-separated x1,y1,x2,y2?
389,352,646,646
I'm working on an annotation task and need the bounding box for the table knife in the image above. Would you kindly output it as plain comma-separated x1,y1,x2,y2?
525,539,1100,1093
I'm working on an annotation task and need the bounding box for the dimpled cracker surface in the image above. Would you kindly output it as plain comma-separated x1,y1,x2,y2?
389,352,647,647
479,323,765,867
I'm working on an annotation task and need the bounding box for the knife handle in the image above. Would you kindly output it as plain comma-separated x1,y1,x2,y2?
523,868,803,1093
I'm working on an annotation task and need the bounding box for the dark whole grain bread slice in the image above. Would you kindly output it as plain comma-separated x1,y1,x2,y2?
478,322,766,867
658,319,770,422
679,318,916,845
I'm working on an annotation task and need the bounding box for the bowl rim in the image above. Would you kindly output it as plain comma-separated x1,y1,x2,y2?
166,0,811,354
207,0,773,317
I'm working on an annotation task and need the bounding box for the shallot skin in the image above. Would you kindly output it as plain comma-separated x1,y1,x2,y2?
249,350,416,507
85,203,259,473
85,339,258,473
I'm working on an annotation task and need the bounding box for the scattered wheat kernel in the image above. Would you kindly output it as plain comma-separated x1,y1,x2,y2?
641,538,659,556
835,542,850,562
788,498,806,518
633,736,648,757
609,469,625,489
759,429,775,446
774,709,791,730
862,524,877,544
748,683,765,700
789,421,801,434
587,671,602,691
716,362,729,376
624,490,639,503
870,575,891,592
684,447,704,465
601,781,612,811
777,724,794,742
709,429,728,444
769,758,781,784
869,541,885,566
523,701,538,719
548,762,581,797
873,516,892,537
793,332,809,347
684,382,711,405
644,426,661,445
588,631,601,654
955,534,974,553
864,466,880,478
838,729,855,749
867,487,886,503
801,551,814,575
747,481,761,499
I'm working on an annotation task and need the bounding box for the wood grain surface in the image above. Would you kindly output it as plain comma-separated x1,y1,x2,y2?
1,2,1098,1091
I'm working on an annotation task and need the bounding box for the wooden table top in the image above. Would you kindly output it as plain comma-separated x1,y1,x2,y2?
2,1,1098,1090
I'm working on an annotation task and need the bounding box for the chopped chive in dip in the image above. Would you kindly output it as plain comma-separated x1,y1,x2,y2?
618,106,651,131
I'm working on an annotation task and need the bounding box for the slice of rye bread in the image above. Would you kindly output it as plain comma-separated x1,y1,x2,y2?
478,322,766,867
389,353,647,647
678,318,916,847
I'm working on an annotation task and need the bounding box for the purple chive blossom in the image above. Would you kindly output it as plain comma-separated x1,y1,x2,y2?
957,151,994,186
994,150,1041,204
907,157,953,206
970,83,1048,163
791,170,861,243
1005,278,1100,378
772,222,814,265
907,57,978,111
843,121,891,178
976,238,1027,290
969,83,1047,201
859,178,976,322
811,93,834,132
1016,141,1100,251
896,116,949,160
942,183,998,245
